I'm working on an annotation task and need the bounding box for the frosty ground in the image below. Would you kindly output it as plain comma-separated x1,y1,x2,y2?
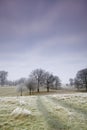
0,93,87,130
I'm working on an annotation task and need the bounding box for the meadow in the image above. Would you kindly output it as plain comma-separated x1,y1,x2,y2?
0,87,87,130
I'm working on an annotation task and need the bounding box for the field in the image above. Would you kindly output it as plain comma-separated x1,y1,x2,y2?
0,87,17,96
0,90,87,130
0,86,77,97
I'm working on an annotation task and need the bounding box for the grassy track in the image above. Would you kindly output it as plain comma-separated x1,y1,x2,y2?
48,95,87,116
0,93,87,130
37,96,67,130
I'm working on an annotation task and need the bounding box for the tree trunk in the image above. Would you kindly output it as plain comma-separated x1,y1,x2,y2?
20,90,22,96
47,84,49,92
85,76,87,92
86,84,87,92
30,90,31,95
56,83,57,90
37,88,39,93
29,88,32,95
37,80,40,92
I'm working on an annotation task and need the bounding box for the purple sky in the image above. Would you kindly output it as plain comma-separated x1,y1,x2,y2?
0,0,87,83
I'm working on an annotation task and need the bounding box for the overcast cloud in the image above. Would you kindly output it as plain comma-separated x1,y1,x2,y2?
0,0,87,83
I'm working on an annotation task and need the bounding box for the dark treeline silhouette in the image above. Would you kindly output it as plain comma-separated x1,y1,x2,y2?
0,68,61,95
26,68,61,94
0,71,8,86
74,68,87,91
69,68,87,92
1,68,87,95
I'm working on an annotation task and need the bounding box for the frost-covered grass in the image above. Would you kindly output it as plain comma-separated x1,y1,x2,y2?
0,93,87,130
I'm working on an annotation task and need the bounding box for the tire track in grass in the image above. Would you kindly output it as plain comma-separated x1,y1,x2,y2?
48,96,87,118
37,96,68,130
45,96,87,130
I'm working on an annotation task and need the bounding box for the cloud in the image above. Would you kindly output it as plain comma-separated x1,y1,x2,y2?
0,0,87,83
0,0,87,40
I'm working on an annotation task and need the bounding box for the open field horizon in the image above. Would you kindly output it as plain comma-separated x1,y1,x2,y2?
0,86,82,97
0,0,87,129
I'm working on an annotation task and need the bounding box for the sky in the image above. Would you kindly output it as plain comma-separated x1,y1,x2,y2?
0,0,87,84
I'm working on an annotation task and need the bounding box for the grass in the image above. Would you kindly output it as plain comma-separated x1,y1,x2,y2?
0,87,17,96
0,93,87,130
0,86,77,97
48,95,87,116
0,87,87,130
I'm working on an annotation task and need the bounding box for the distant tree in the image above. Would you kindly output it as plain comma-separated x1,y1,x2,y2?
30,69,45,92
0,71,8,86
6,80,14,86
74,78,81,90
44,72,55,92
69,78,74,86
16,83,27,96
75,68,87,91
54,76,61,89
66,84,69,86
15,78,26,86
25,78,36,95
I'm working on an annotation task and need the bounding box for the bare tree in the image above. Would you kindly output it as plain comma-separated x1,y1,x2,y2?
75,68,87,91
54,76,61,89
44,72,55,92
16,83,27,96
30,69,45,92
69,78,74,86
25,78,36,95
15,78,26,86
0,71,8,86
74,78,81,90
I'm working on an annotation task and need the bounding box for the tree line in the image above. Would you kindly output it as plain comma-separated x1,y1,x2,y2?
17,69,61,95
69,68,87,91
0,69,61,95
0,68,87,95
